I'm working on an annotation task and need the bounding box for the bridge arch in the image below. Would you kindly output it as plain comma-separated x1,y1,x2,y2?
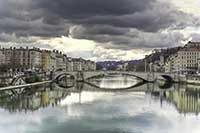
53,72,75,82
86,72,148,82
160,75,173,83
9,75,28,95
10,75,26,86
85,80,145,91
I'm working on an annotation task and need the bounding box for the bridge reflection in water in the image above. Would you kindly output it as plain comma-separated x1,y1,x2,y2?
0,79,199,115
85,73,144,89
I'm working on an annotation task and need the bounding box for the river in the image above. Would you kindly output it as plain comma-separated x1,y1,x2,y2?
0,75,199,133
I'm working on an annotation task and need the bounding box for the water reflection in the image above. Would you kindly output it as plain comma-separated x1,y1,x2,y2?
162,85,200,115
0,81,199,115
0,77,200,133
86,73,143,89
0,86,69,112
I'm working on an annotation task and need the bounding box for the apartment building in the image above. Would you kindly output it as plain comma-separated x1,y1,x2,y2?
0,46,96,72
29,48,42,71
0,49,5,65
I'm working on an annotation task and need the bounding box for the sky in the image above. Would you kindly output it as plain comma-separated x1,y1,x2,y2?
0,0,200,61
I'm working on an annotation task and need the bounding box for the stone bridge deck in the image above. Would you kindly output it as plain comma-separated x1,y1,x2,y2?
53,71,178,82
0,71,180,86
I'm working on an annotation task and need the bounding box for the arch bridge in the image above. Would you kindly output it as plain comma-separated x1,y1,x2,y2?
0,70,178,91
53,71,178,83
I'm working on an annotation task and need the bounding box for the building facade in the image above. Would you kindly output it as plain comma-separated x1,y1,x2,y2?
176,48,200,73
73,58,84,71
29,48,42,71
0,49,5,65
0,46,96,73
42,50,51,72
66,57,74,72
55,51,66,71
164,54,177,73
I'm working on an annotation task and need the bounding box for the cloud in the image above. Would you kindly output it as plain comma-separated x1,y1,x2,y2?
0,0,198,36
0,0,199,60
38,0,198,32
0,33,53,49
91,46,150,61
71,27,185,50
38,0,154,19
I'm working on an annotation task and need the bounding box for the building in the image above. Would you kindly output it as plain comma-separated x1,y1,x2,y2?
42,50,56,72
184,41,200,48
176,48,200,73
89,61,96,71
55,51,66,71
83,60,89,71
1,47,30,72
42,50,51,72
164,42,200,73
13,47,29,72
116,63,128,71
0,47,42,72
66,57,73,72
29,48,42,71
73,58,84,71
164,54,177,73
0,49,5,65
2,47,13,67
50,51,56,71
0,46,96,73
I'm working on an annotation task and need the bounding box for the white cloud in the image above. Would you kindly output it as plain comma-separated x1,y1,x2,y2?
92,46,151,61
169,0,200,16
39,36,96,52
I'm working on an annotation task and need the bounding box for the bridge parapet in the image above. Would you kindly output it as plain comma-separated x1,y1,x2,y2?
51,71,178,82
82,71,177,82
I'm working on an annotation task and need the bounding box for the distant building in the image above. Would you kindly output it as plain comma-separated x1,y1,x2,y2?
50,51,56,71
2,47,13,67
42,50,53,72
164,42,200,73
116,63,128,71
164,54,177,73
0,47,42,72
0,46,96,73
66,57,73,72
83,60,89,71
176,48,200,73
29,48,42,71
13,47,29,71
55,51,66,71
83,60,96,71
0,49,5,65
160,54,165,66
1,47,30,72
184,41,200,48
73,58,84,71
89,61,96,71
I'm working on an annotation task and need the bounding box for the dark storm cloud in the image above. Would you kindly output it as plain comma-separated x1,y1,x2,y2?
69,25,184,49
38,0,154,19
70,25,130,38
0,17,70,37
0,0,198,49
38,0,198,32
0,0,70,38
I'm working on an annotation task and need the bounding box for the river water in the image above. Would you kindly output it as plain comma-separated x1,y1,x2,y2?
0,75,200,133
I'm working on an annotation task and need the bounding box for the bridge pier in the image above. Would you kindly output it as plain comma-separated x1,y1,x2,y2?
76,71,84,81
